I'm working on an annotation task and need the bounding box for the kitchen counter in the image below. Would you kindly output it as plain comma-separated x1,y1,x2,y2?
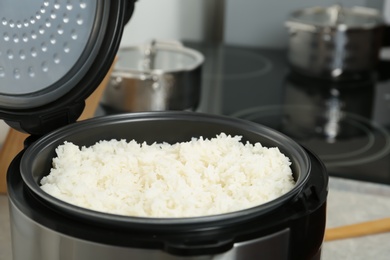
322,177,390,260
1,176,390,260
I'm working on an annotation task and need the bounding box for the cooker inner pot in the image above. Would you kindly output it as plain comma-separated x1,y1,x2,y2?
21,112,311,226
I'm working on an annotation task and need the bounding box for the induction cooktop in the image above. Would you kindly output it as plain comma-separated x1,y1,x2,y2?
100,42,390,185
190,43,390,185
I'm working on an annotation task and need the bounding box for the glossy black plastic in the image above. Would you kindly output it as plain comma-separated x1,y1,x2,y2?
0,0,136,135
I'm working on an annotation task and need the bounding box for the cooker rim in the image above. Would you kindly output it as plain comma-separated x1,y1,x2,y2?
19,111,313,228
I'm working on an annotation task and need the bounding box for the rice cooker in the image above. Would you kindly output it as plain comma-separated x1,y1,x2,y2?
0,1,328,260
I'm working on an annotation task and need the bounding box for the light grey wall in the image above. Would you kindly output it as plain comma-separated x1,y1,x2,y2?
120,0,207,47
120,0,385,48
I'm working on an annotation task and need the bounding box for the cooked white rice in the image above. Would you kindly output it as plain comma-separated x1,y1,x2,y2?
40,133,295,217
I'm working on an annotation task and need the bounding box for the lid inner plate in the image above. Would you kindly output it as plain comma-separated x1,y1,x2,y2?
0,0,104,109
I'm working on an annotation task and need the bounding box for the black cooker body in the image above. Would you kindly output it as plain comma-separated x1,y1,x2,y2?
7,112,328,260
8,146,327,260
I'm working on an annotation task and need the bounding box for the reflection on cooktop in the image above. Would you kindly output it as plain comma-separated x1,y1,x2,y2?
232,105,390,168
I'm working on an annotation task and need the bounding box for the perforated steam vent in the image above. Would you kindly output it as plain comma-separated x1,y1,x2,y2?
0,0,109,109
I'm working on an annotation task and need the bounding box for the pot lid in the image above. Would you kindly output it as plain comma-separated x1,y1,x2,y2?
114,40,204,76
286,5,384,31
0,0,135,135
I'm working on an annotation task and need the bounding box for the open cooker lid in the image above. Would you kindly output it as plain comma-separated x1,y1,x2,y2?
0,0,135,135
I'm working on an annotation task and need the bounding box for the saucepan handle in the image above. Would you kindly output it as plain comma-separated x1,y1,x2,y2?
382,25,390,46
377,25,390,80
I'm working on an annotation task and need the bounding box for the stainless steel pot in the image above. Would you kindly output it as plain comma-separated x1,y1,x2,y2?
285,5,385,80
101,41,204,112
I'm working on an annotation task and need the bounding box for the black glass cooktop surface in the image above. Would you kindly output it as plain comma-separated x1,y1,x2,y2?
188,43,390,185
101,42,390,185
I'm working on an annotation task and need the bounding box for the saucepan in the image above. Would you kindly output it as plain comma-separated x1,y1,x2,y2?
285,5,389,80
101,40,204,112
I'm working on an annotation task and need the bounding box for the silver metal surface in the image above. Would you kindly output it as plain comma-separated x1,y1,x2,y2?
286,5,383,31
198,0,225,114
285,5,385,79
202,0,225,44
0,0,108,108
9,198,292,260
101,42,204,112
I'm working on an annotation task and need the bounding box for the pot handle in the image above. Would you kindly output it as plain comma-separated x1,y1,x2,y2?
164,237,234,256
377,25,390,80
141,39,184,71
380,25,390,46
